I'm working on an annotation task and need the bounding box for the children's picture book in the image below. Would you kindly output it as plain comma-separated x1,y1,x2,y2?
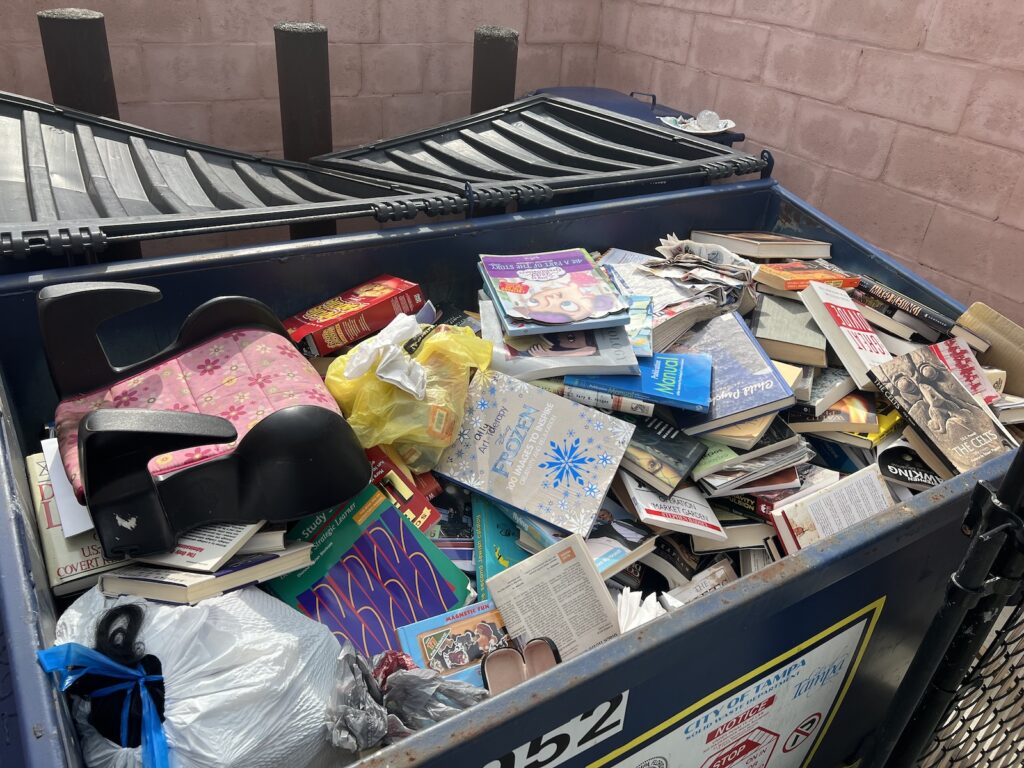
366,446,441,532
801,281,891,390
868,347,1016,477
690,231,831,261
565,352,713,413
284,275,425,355
479,248,628,323
267,486,470,657
473,497,528,600
397,600,512,688
25,453,126,596
626,295,654,357
100,543,313,605
612,471,726,540
480,298,639,381
669,312,796,434
436,370,634,537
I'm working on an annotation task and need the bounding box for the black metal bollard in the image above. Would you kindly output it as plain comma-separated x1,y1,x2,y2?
471,25,519,114
38,8,120,118
274,21,336,239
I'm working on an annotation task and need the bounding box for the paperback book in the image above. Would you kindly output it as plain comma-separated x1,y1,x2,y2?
668,312,796,434
751,293,827,367
868,347,1015,477
612,471,726,540
784,392,878,434
618,414,708,496
626,295,654,357
436,370,634,537
138,521,264,573
532,378,654,417
367,446,441,532
480,298,639,381
930,338,1001,405
793,366,857,417
565,352,713,412
754,261,860,293
800,281,891,390
473,497,528,601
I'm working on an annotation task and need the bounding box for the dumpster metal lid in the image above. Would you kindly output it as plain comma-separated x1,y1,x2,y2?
0,91,466,264
313,94,766,204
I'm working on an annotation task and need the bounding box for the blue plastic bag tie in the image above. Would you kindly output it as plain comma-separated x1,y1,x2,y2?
37,642,169,768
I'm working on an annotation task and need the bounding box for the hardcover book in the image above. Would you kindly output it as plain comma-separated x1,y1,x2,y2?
397,600,512,688
367,446,441,532
771,465,896,554
479,249,628,332
480,298,639,381
690,231,831,261
26,453,126,596
267,486,471,657
473,497,528,600
750,293,827,367
784,392,878,434
565,352,713,413
668,312,796,434
800,281,891,389
868,347,1016,477
611,471,726,540
435,370,634,537
754,261,860,292
284,275,425,356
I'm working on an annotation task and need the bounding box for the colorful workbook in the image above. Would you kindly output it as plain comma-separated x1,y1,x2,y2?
266,486,470,657
436,370,634,537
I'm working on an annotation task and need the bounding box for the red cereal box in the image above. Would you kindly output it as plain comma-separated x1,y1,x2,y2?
284,275,425,355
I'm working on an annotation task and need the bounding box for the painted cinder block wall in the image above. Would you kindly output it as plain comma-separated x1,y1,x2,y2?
1,1,1022,323
596,0,1024,323
0,0,601,154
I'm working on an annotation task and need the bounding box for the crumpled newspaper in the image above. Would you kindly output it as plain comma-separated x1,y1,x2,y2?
342,313,427,398
617,587,667,633
650,235,759,315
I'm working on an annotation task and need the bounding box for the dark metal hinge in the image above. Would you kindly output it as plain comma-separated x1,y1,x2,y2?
0,225,108,260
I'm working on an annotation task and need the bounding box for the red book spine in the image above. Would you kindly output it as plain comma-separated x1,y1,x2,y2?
366,447,440,532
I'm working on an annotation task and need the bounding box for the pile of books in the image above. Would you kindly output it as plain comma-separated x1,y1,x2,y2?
32,233,1024,698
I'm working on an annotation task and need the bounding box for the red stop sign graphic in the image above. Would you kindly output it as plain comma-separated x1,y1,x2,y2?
702,727,779,768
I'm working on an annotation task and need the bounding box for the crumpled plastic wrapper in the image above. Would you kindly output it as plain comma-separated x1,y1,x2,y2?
383,668,490,731
339,313,427,398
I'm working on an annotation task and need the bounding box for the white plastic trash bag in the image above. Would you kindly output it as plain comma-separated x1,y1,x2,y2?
55,586,340,768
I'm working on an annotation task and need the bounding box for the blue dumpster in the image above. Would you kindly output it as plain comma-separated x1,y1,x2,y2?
0,177,993,768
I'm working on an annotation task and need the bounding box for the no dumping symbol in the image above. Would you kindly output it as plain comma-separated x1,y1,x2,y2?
783,713,822,753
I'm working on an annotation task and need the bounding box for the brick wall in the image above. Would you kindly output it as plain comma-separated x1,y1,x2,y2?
597,0,1024,323
0,0,600,155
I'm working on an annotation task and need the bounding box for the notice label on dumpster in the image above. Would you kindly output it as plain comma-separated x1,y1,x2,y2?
597,598,884,768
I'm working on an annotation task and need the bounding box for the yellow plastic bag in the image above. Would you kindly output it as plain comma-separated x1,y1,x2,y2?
326,325,493,473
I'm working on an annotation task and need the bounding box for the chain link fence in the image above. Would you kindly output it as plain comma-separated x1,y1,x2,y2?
917,602,1024,768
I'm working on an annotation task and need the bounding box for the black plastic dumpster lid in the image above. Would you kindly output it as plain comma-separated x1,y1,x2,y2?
0,91,463,265
313,94,766,208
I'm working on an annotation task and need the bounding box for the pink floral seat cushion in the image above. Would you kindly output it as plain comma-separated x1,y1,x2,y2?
55,327,339,504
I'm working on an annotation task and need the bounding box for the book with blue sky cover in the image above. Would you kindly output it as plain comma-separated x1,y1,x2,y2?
473,496,528,600
668,311,796,434
436,370,634,537
564,353,713,412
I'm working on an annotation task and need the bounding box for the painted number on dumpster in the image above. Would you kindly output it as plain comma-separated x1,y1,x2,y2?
594,598,885,768
484,690,630,768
